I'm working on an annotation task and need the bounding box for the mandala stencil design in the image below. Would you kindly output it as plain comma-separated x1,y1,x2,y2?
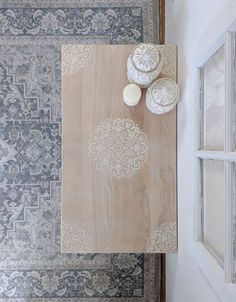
61,223,93,253
159,45,176,79
89,118,148,179
146,222,177,253
62,45,92,75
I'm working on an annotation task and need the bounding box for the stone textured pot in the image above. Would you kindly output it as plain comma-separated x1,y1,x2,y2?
127,44,162,88
146,78,180,114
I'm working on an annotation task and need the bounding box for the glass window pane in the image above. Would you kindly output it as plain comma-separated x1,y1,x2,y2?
202,159,225,266
233,66,236,151
233,103,236,151
233,163,236,281
201,47,225,150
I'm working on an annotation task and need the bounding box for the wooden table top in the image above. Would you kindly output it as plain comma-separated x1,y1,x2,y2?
61,44,177,253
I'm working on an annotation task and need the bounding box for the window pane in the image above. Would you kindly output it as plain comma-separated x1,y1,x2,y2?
233,66,236,151
233,102,236,151
233,163,236,281
202,159,225,265
201,47,225,150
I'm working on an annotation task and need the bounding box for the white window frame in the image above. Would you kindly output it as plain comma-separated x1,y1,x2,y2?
194,21,236,296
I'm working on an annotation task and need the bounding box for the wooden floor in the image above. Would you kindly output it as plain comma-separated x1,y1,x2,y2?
159,1,166,301
159,0,165,44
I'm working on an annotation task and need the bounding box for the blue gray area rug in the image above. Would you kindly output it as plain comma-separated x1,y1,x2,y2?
0,1,160,301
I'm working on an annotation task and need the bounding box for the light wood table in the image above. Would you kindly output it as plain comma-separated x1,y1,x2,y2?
61,45,177,253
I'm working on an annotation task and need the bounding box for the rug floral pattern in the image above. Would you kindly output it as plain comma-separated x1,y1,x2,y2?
0,7,143,43
0,1,159,300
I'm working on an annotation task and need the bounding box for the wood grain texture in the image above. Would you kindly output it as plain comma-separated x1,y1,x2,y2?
61,45,177,253
159,0,165,44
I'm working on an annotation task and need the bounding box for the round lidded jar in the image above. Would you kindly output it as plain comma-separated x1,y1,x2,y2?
123,84,142,106
146,78,180,115
127,44,162,88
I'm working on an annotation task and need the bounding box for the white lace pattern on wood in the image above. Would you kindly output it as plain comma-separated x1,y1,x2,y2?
62,223,93,252
159,45,176,79
89,118,148,179
146,222,177,253
62,45,92,75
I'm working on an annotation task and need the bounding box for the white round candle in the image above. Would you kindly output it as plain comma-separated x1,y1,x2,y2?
123,84,141,106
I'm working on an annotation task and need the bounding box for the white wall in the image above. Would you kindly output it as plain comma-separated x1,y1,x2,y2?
165,1,236,301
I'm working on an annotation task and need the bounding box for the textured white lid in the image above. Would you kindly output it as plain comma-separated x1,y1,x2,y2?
132,44,161,72
148,78,180,106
